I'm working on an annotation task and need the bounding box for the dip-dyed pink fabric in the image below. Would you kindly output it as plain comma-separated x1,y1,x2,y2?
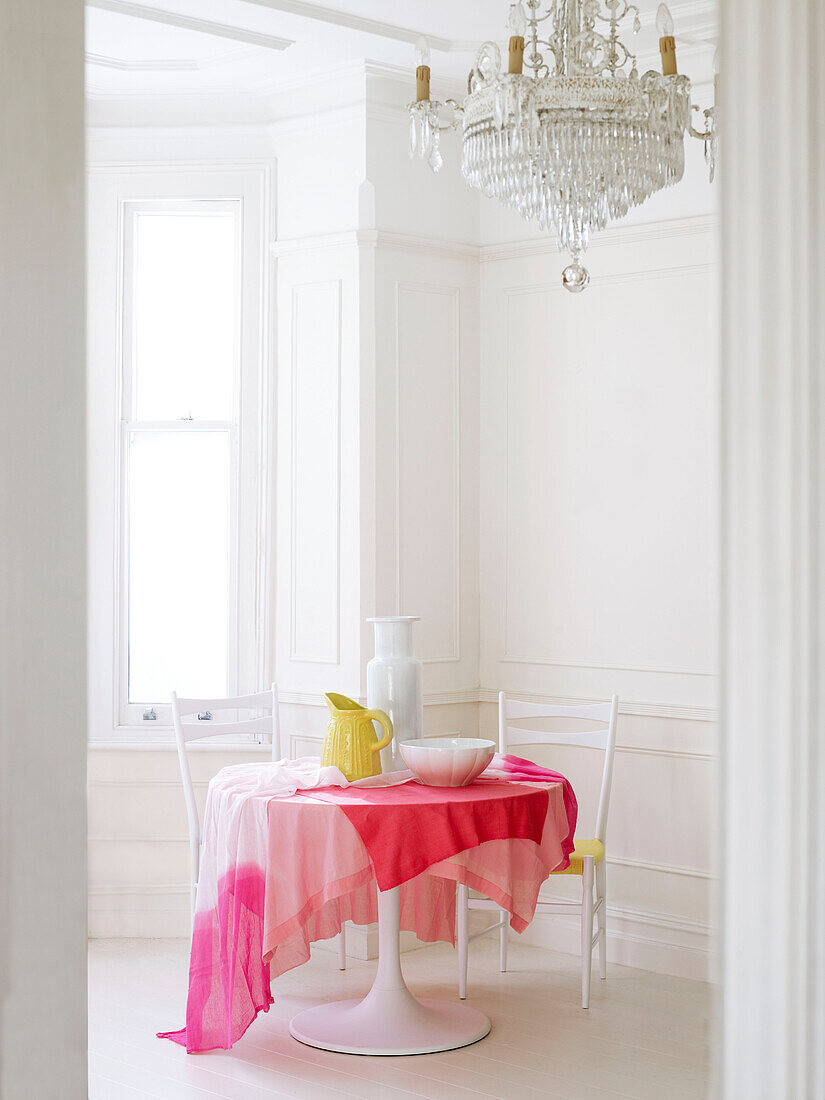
158,754,575,1054
306,779,551,889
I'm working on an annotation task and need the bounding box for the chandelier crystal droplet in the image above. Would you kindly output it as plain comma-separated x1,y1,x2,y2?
408,1,717,291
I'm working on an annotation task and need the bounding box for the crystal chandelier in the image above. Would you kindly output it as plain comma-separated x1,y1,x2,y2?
409,1,718,291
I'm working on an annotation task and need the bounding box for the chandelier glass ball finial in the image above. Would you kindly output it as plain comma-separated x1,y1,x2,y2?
562,261,590,294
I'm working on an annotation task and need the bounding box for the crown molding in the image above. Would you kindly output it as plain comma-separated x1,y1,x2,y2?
86,46,259,73
637,0,717,43
87,51,198,72
638,0,717,27
238,0,475,53
87,0,294,52
244,0,714,55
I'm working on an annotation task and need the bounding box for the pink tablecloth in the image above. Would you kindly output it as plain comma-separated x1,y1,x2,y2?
305,779,550,889
159,761,574,1054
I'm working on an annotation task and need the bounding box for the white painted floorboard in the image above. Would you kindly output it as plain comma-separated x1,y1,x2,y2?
89,938,711,1099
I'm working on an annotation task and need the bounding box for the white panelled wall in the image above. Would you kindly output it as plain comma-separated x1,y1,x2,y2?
87,63,718,979
479,217,718,979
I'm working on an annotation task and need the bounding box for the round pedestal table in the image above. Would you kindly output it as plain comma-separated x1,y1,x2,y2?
289,884,490,1055
159,764,568,1057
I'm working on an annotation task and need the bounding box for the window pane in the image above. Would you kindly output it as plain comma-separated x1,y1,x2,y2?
127,430,230,703
132,211,237,420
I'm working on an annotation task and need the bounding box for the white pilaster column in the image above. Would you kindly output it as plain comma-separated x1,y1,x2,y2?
720,1,825,1096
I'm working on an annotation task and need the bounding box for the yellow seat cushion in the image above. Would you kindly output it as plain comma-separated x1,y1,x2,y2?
551,838,605,876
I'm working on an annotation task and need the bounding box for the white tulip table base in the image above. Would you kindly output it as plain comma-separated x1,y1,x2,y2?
289,886,491,1056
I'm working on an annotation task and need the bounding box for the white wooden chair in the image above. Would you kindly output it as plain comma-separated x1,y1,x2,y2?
457,692,618,1009
171,684,347,969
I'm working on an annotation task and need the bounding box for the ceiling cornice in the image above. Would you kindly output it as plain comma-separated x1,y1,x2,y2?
237,0,476,52
637,0,717,38
86,45,258,71
241,0,715,51
87,51,200,71
87,0,294,51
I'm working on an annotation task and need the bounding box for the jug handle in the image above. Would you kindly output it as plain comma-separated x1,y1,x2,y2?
364,710,393,753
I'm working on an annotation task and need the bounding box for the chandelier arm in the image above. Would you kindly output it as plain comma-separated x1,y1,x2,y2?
688,105,716,141
437,99,463,132
526,5,555,24
591,0,631,21
526,13,546,76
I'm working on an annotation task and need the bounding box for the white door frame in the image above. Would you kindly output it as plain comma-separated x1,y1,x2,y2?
0,1,87,1095
719,1,825,1096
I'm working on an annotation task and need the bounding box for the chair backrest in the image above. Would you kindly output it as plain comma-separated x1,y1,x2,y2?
171,684,281,914
499,692,619,844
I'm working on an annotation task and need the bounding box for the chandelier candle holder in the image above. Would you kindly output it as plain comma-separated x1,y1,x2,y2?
656,3,677,76
508,2,527,73
415,36,431,102
408,0,718,291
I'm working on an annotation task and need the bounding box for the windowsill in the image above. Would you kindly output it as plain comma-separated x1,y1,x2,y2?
88,738,273,752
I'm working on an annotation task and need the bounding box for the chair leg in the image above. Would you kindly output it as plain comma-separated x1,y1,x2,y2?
581,857,595,1009
596,859,607,980
457,883,469,999
499,907,508,972
337,922,346,970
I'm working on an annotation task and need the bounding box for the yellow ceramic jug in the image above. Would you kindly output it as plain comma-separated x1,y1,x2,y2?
321,693,393,781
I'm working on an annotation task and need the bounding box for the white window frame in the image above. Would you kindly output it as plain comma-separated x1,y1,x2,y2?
87,164,273,743
119,199,242,727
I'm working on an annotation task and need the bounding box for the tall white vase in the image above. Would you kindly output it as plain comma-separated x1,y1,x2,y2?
367,617,423,772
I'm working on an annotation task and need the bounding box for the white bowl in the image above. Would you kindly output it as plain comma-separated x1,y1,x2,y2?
399,737,495,787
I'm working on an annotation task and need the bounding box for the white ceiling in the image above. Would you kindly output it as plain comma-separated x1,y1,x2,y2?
85,0,717,98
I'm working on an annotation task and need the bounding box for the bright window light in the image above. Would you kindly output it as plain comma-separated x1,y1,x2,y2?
127,430,230,704
132,211,236,421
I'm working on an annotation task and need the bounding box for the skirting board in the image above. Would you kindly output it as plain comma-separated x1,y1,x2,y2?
88,885,191,939
513,905,713,982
